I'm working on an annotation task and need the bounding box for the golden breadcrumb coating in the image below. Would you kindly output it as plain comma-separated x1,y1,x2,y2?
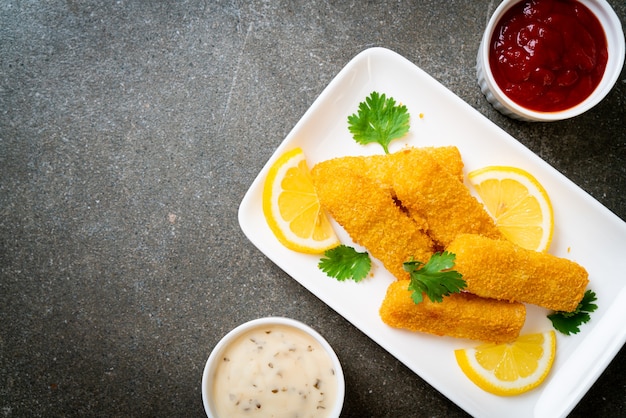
311,146,503,279
447,234,589,312
367,146,465,184
311,163,434,280
313,146,463,187
389,150,502,248
379,280,526,343
312,147,501,253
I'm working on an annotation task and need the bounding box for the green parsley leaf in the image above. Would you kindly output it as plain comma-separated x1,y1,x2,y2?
404,251,466,304
404,251,467,304
548,289,598,335
347,91,410,154
318,245,371,282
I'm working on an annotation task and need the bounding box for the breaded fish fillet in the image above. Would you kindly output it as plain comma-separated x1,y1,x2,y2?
311,163,434,280
379,280,526,343
313,147,501,252
369,146,465,184
389,151,503,248
314,146,463,235
315,146,464,188
447,234,589,312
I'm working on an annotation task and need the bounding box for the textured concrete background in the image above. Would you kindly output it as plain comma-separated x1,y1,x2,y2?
1,1,625,417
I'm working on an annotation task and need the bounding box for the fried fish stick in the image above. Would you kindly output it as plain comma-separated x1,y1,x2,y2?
311,163,434,280
419,146,465,183
369,146,465,184
316,146,464,187
390,151,503,247
311,148,458,235
447,234,589,312
379,280,526,343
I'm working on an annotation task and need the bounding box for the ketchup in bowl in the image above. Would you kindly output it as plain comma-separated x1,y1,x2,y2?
489,0,608,112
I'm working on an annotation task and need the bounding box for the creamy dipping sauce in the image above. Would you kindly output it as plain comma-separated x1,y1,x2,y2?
212,324,339,417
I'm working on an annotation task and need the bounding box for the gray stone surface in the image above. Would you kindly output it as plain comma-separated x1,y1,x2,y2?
1,1,624,417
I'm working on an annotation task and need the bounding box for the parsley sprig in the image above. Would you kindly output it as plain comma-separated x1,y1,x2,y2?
548,290,598,335
347,91,410,154
404,252,466,304
318,245,371,282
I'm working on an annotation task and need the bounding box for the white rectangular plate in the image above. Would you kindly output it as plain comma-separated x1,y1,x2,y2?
237,47,626,418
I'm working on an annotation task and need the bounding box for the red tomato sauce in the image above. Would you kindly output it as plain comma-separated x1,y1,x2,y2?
489,0,608,112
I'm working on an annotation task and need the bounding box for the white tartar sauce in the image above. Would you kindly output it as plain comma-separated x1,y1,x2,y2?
212,324,338,417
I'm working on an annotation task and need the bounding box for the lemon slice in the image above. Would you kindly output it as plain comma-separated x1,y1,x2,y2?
455,331,556,396
468,166,554,252
262,147,340,254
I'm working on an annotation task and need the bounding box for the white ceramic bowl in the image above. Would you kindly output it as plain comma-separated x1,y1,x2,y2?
477,0,625,122
202,317,345,418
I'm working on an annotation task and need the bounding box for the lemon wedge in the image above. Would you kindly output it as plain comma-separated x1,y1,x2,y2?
468,166,554,252
455,331,556,396
262,148,340,254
